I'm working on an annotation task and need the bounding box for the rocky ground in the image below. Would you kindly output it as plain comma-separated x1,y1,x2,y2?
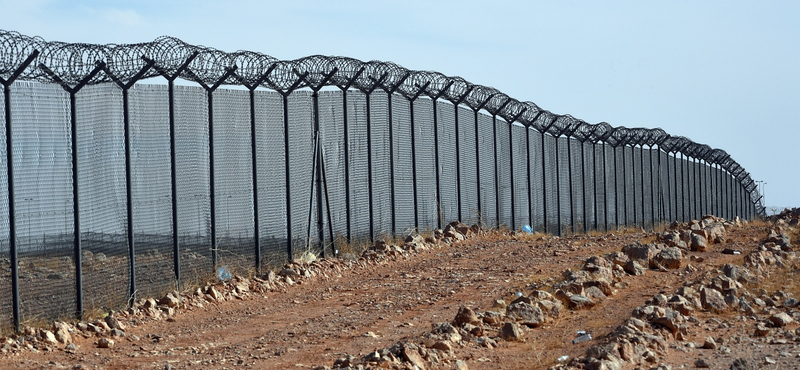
0,211,799,370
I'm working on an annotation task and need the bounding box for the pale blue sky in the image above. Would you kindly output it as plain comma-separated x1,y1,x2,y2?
1,0,798,210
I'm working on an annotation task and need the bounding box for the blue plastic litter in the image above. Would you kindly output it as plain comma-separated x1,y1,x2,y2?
522,225,533,234
217,266,232,281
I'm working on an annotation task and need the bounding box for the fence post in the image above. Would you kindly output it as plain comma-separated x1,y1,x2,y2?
503,109,525,230
40,61,106,320
566,136,575,233
426,81,453,230
581,141,587,232
601,143,608,231
333,68,364,243
1,50,38,331
491,98,511,228
446,86,474,223
379,72,409,234
103,60,155,301
555,135,562,235
261,71,306,261
144,53,197,287
471,96,493,226
404,80,427,231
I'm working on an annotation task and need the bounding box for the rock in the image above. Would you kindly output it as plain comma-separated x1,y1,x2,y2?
691,234,708,252
705,223,726,243
769,312,793,327
702,337,718,350
482,311,503,325
97,338,114,348
695,358,711,368
754,323,770,336
621,242,660,263
160,293,181,308
400,343,426,370
729,358,757,370
701,288,729,312
53,322,72,344
454,360,469,370
655,247,683,269
110,329,126,337
431,323,462,343
452,306,482,327
584,286,607,301
105,315,126,331
506,302,545,327
649,308,685,334
568,294,596,310
41,330,58,345
499,322,524,341
432,341,452,352
624,260,646,276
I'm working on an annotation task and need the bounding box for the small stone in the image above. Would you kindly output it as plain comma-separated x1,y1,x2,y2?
452,306,481,327
702,337,717,350
97,338,114,348
499,322,524,341
41,330,58,345
568,294,596,310
694,358,711,368
769,312,793,327
454,360,469,370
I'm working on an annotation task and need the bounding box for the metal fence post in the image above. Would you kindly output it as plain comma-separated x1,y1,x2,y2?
103,60,154,301
1,50,38,331
144,54,197,287
446,87,473,223
40,61,105,320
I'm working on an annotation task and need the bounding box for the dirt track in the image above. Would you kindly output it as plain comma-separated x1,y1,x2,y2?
1,220,798,370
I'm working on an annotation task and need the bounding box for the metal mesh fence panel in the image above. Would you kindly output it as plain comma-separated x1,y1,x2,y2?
512,124,529,229
391,96,415,234
477,113,496,227
676,155,685,222
632,146,642,227
12,81,77,324
347,92,370,242
129,84,174,300
688,159,696,220
174,85,212,282
212,88,255,274
496,119,511,228
319,91,346,249
568,138,584,233
437,100,458,225
369,92,392,238
288,92,315,256
414,98,437,230
656,148,675,222
582,141,596,231
255,90,287,268
0,83,10,329
614,146,626,226
457,106,479,225
543,134,558,232
642,147,653,228
603,143,616,229
529,131,545,232
557,137,571,234
76,84,130,314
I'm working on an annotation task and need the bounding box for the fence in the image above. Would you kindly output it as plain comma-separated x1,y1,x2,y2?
0,30,764,330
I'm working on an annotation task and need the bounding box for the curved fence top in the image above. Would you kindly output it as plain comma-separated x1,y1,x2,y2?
0,29,764,216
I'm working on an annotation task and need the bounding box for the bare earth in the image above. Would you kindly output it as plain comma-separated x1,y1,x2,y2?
1,215,799,370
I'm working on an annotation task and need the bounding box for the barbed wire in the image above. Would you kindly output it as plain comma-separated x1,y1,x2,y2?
0,29,764,215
